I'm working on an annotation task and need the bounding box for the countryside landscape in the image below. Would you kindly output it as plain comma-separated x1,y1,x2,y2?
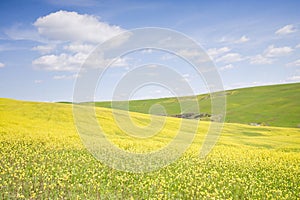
1,83,300,198
1,0,300,199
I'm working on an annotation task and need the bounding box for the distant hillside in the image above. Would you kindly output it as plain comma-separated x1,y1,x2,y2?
94,83,300,128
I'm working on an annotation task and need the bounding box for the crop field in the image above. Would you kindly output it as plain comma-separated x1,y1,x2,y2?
1,98,300,199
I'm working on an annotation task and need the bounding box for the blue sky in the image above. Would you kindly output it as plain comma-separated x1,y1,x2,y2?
0,0,299,102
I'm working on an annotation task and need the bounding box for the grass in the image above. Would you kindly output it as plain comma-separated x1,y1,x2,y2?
94,82,300,128
1,98,300,199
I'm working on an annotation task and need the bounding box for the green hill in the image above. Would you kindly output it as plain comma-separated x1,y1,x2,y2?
95,83,300,128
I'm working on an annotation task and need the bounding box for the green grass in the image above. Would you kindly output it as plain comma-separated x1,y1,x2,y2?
94,82,300,128
1,98,300,199
95,83,300,127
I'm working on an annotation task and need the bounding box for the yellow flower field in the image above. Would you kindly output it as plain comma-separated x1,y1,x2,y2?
0,98,299,199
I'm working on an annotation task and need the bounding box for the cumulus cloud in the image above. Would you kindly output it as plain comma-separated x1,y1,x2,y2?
250,55,274,64
178,49,203,57
218,35,249,44
141,48,153,54
32,52,127,71
181,73,192,81
53,74,79,80
0,62,5,68
216,53,243,63
264,45,293,57
250,45,294,64
34,10,124,43
234,35,249,44
63,43,95,53
4,25,46,42
207,47,231,59
33,53,87,71
34,80,43,84
250,45,293,65
219,64,234,71
275,24,297,35
296,44,300,48
32,44,56,54
177,49,211,63
286,59,300,67
32,11,128,72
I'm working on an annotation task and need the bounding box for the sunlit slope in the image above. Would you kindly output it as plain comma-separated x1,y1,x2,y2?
95,82,300,128
1,98,300,151
1,98,300,198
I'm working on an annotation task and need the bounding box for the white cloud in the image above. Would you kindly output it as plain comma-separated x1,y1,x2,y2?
286,59,300,67
110,57,128,67
63,43,95,53
141,48,153,54
34,80,43,84
264,45,293,57
234,35,249,44
0,62,5,68
219,64,234,71
296,44,300,48
32,44,56,54
207,47,231,59
182,73,191,81
219,35,249,44
287,75,300,81
53,74,79,80
250,55,274,64
34,10,124,43
31,11,129,72
178,49,203,57
32,52,127,72
177,49,211,63
250,45,293,65
275,24,297,35
216,53,243,63
32,53,87,71
4,25,46,42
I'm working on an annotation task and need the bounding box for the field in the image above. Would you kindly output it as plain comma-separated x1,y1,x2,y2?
94,82,300,128
1,98,300,199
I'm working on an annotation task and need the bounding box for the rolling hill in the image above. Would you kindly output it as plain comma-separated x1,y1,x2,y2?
94,82,300,128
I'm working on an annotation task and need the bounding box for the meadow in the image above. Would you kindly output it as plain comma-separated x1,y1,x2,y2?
95,82,300,128
1,98,300,199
